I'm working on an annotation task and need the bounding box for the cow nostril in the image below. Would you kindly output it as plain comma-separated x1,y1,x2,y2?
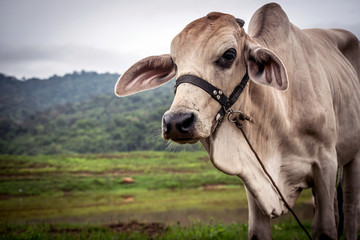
176,113,195,134
162,112,195,138
162,115,172,134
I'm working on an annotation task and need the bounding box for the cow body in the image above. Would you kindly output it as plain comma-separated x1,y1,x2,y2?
115,3,360,239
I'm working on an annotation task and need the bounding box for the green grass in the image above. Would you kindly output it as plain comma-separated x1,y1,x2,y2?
0,152,241,196
1,187,249,223
0,152,319,239
0,221,314,240
0,152,209,175
1,152,249,224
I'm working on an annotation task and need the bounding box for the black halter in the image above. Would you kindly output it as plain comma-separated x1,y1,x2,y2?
174,71,249,122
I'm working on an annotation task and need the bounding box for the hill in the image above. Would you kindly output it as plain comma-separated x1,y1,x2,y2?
0,72,200,154
0,71,119,121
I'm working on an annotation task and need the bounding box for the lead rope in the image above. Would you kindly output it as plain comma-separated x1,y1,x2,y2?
230,112,312,240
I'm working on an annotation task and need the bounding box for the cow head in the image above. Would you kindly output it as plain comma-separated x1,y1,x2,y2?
115,12,289,218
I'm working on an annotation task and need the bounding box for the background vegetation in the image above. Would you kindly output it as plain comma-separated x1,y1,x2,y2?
0,72,201,155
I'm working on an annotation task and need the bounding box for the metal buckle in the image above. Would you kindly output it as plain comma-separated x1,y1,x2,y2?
227,109,254,127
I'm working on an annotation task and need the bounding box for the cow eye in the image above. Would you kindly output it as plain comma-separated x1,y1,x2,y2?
216,48,237,69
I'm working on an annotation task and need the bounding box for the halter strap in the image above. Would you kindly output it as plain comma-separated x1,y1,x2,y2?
174,71,249,121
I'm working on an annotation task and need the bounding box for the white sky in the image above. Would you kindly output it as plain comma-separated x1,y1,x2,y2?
0,0,359,79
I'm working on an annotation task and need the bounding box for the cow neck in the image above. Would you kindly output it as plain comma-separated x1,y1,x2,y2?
174,68,312,239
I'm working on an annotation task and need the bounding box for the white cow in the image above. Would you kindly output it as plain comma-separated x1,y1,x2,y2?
115,3,360,239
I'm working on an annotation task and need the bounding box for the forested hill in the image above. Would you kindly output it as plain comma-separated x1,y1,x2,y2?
0,72,200,154
0,71,119,121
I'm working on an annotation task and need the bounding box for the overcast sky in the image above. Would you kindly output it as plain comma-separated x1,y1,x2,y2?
0,0,359,79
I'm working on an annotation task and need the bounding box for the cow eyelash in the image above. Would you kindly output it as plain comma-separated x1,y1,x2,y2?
216,48,237,69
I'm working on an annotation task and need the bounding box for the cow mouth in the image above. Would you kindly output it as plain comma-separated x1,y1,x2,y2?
171,138,199,144
162,134,200,144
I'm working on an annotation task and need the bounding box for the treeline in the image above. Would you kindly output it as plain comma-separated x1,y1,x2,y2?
0,72,201,154
0,71,119,121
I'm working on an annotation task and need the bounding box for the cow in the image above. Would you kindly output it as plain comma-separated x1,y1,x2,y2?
114,3,360,239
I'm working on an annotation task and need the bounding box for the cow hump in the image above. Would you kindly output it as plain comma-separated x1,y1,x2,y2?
248,3,291,42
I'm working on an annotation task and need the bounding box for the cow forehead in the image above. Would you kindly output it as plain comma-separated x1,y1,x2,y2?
181,12,237,37
171,12,240,60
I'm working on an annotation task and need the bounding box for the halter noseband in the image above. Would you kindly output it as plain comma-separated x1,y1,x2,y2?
174,71,250,124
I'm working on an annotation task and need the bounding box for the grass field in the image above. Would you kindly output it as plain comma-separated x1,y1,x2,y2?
1,221,315,240
0,151,317,239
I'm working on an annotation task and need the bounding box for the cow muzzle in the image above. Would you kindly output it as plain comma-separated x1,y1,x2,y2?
162,111,198,144
163,72,250,144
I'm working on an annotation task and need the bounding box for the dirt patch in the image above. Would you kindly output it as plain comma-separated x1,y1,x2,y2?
198,156,210,162
48,225,82,234
121,177,135,184
162,168,196,174
1,221,167,237
0,194,15,200
203,184,226,190
0,174,39,179
69,170,143,176
107,221,168,237
66,154,127,159
28,163,51,168
89,154,127,159
47,222,168,237
0,170,143,179
121,195,135,203
0,194,32,200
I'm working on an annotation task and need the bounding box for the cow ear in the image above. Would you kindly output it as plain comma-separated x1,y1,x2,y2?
246,44,288,91
114,54,176,96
